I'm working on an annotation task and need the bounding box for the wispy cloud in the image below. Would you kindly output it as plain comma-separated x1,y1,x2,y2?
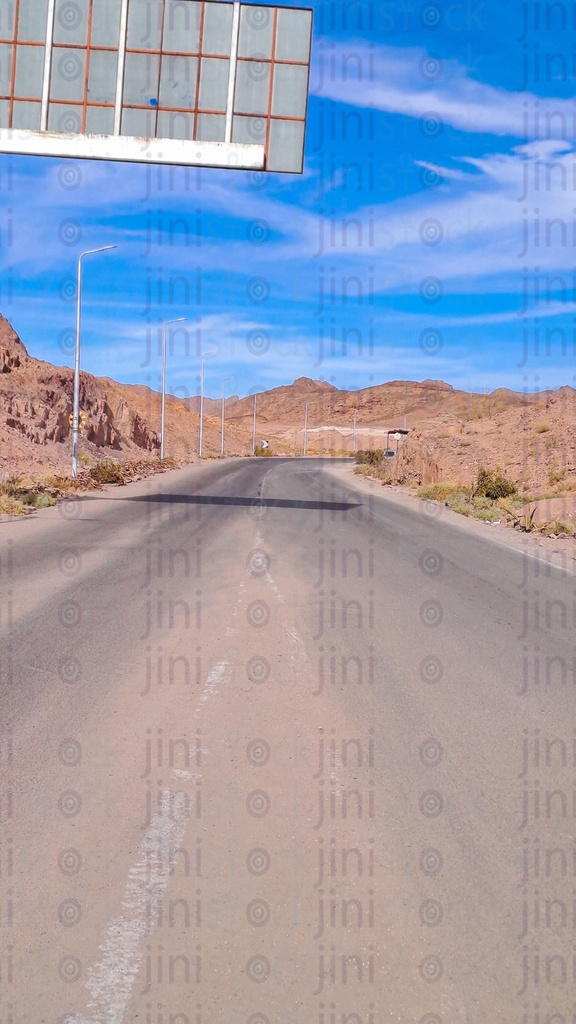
3,136,576,316
297,140,576,296
424,301,576,327
313,42,575,141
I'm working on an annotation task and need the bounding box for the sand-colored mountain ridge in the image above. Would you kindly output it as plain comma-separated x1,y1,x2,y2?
1,313,575,496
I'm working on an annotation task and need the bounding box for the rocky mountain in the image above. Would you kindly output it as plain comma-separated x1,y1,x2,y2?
0,315,28,373
0,316,161,475
1,313,575,494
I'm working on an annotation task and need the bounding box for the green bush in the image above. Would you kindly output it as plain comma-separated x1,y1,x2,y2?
89,460,125,484
473,466,517,500
420,482,471,502
355,449,384,467
33,493,57,508
548,520,576,537
450,496,472,516
0,494,26,516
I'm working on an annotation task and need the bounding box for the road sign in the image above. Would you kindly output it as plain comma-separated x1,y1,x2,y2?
260,439,269,449
68,410,88,428
0,1,313,173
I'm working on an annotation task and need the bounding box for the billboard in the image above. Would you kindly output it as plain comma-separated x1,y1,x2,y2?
0,0,313,172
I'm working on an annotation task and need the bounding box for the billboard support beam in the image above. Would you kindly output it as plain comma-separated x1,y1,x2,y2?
40,0,57,131
0,131,265,171
225,3,241,144
114,0,131,137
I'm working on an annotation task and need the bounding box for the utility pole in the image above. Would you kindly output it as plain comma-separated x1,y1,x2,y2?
252,394,257,455
353,409,357,451
303,403,308,456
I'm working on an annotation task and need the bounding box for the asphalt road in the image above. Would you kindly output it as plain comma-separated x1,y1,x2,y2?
1,457,574,1024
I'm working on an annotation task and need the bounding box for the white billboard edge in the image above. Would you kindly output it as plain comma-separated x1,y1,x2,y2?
0,129,265,169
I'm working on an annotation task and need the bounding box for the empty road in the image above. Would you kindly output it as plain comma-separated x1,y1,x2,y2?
1,458,574,1024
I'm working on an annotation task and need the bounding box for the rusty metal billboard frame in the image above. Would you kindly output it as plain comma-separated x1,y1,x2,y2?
0,0,313,172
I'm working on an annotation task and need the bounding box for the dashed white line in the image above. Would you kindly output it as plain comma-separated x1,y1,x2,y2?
65,791,190,1024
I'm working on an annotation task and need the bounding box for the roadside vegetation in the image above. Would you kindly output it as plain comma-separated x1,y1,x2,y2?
354,452,576,539
355,449,386,467
0,455,179,517
420,469,575,536
353,449,398,480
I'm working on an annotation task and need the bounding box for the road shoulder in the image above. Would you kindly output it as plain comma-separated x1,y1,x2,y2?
322,460,576,575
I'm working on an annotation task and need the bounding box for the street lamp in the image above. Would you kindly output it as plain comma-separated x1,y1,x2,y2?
353,409,357,451
72,245,117,478
220,375,235,457
199,349,217,458
160,317,187,461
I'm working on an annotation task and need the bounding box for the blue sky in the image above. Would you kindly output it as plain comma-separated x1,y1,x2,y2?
1,0,575,401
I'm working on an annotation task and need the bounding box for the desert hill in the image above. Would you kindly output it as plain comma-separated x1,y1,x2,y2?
1,313,575,494
0,314,255,475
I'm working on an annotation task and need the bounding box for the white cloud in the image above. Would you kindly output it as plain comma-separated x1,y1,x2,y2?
313,42,575,141
2,44,576,330
296,141,576,297
4,137,576,313
415,161,471,183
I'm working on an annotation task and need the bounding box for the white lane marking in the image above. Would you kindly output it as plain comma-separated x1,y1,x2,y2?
253,529,308,662
66,791,190,1024
68,652,234,1023
199,660,233,703
65,498,256,1023
225,579,247,635
264,570,285,604
171,768,200,783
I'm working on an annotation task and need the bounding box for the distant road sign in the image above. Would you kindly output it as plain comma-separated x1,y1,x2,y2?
68,411,88,428
260,439,269,449
0,1,313,173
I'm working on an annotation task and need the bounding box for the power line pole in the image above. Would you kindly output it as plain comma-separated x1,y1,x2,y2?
303,403,308,457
